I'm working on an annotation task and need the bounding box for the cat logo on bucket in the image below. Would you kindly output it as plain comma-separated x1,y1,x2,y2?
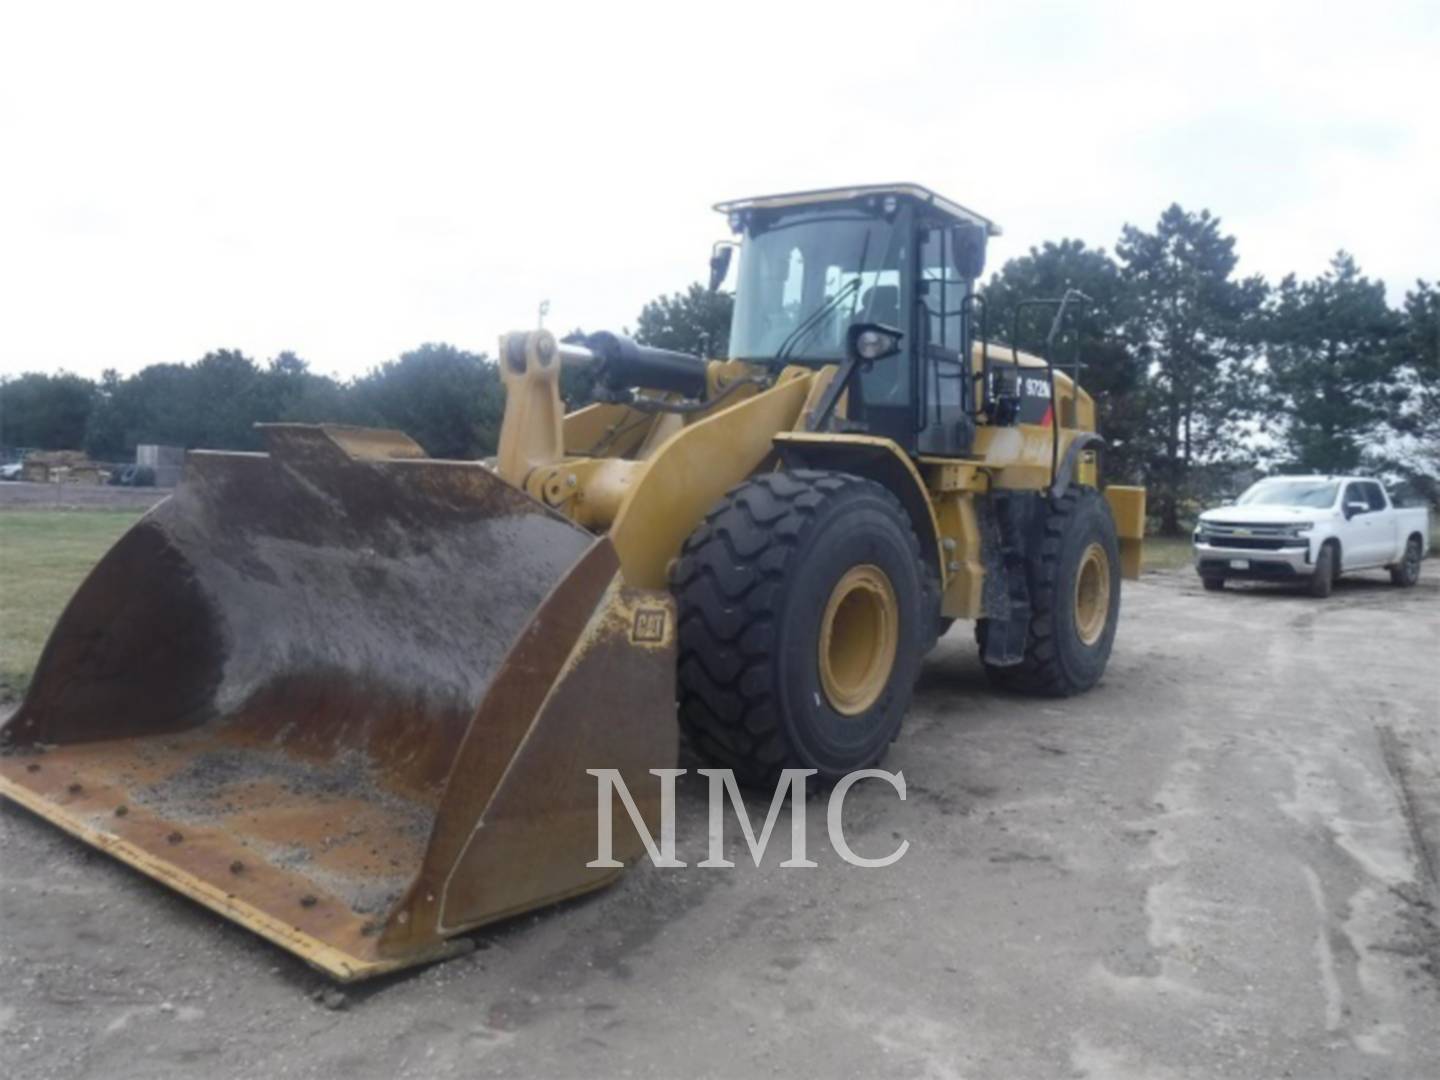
631,608,667,644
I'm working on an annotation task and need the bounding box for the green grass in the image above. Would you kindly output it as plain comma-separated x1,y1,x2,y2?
1142,535,1195,571
0,510,143,701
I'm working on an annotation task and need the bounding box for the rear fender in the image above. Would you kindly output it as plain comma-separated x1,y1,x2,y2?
1103,485,1146,580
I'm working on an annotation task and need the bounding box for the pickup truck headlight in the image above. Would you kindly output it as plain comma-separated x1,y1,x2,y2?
1282,523,1314,538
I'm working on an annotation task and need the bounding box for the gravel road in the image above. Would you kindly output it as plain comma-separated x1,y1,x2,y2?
2,567,1437,1079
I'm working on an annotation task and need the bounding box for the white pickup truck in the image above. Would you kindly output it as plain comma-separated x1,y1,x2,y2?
1193,475,1430,597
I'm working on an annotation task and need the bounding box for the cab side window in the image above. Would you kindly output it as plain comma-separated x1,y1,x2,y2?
1362,482,1387,512
918,227,964,351
918,226,968,417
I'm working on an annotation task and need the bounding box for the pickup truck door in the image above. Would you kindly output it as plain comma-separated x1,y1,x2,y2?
1339,481,1390,568
1362,482,1399,564
1336,482,1371,568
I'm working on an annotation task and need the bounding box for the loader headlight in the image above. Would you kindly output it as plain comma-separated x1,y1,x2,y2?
847,322,904,363
856,330,893,359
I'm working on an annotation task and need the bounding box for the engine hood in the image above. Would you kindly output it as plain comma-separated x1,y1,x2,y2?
1198,504,1331,525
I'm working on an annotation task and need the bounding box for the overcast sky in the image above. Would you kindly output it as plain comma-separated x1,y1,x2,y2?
2,0,1435,380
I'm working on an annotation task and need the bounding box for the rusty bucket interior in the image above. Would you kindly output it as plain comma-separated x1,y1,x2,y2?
0,425,676,980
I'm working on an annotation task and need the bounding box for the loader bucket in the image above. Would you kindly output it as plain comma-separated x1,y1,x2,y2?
0,424,676,981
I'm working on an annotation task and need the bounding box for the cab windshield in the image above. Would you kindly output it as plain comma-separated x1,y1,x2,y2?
1237,479,1339,508
728,209,906,364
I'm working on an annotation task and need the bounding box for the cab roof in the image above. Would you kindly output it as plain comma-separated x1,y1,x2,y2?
714,184,1002,237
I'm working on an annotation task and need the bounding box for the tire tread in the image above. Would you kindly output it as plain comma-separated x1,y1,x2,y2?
671,469,921,786
980,487,1117,697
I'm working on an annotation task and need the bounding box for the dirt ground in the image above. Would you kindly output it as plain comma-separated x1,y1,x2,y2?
2,566,1438,1080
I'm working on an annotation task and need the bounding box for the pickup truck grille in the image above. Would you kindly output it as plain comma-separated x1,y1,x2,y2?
1200,535,1291,551
1196,522,1302,551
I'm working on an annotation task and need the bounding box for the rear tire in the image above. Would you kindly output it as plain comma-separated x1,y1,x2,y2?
1390,536,1422,587
670,470,925,787
1309,542,1337,598
979,488,1122,696
1201,576,1225,592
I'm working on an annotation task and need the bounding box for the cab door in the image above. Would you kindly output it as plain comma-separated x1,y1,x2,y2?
913,223,974,456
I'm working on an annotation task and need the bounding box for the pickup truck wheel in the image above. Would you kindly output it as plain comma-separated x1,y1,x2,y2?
1390,536,1422,587
1201,576,1225,592
1308,542,1337,598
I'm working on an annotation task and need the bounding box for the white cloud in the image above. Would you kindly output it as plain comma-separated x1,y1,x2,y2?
1,0,1434,378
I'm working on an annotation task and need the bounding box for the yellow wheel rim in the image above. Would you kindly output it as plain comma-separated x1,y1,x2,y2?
1074,542,1112,647
818,565,899,716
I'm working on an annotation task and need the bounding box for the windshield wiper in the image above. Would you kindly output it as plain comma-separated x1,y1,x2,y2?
774,228,875,365
773,279,860,364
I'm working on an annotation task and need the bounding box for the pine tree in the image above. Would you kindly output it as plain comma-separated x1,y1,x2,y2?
1385,279,1440,503
1116,206,1266,533
1263,253,1404,472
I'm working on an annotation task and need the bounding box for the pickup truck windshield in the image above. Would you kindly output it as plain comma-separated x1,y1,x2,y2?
1237,480,1339,508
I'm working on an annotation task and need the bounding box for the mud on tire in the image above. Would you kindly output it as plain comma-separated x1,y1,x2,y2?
978,487,1122,696
670,469,925,787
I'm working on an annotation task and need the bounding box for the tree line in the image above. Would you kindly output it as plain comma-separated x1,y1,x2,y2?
0,292,711,467
1,345,505,464
2,204,1435,532
983,206,1437,532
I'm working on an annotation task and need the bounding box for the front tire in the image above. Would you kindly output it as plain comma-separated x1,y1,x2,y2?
1390,536,1422,587
1309,542,1337,598
1201,576,1225,592
671,470,925,787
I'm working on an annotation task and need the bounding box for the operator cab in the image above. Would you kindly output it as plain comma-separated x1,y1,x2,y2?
715,184,999,456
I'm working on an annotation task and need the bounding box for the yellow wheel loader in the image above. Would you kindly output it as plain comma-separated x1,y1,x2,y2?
0,184,1144,981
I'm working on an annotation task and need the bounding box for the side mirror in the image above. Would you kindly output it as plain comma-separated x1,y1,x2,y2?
952,225,987,280
708,244,734,292
1345,500,1368,518
846,322,903,363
